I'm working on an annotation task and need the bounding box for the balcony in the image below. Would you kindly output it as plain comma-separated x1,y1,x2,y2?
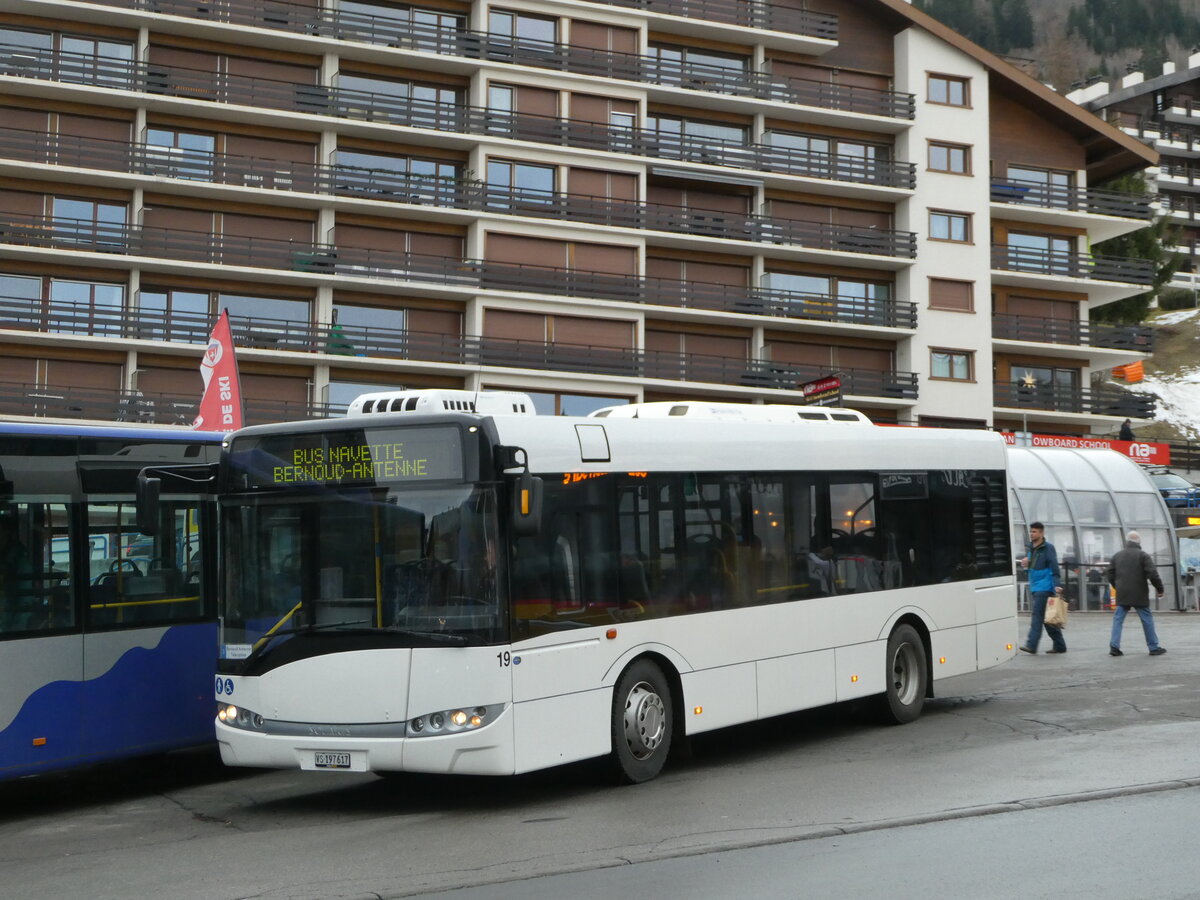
989,179,1153,219
0,295,918,402
0,215,919,328
0,45,917,180
73,0,841,56
0,129,917,255
991,244,1154,286
993,382,1155,419
992,314,1154,352
0,380,334,425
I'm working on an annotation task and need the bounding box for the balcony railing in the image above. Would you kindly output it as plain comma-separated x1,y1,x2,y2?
76,0,842,60
992,314,1155,352
990,179,1154,220
993,382,1155,418
0,129,918,255
0,380,335,425
991,245,1155,285
0,216,919,328
0,295,918,401
0,45,917,182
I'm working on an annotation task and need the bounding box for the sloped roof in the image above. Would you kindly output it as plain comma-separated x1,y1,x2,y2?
866,0,1158,181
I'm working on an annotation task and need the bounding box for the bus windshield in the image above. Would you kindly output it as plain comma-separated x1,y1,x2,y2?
220,483,503,658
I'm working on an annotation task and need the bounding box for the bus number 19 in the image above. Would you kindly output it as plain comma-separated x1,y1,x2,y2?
497,651,511,668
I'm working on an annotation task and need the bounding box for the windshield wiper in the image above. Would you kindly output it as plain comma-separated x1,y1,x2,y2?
380,626,473,646
245,619,373,663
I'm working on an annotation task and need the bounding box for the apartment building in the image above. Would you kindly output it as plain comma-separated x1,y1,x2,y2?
0,0,1158,430
1071,55,1200,301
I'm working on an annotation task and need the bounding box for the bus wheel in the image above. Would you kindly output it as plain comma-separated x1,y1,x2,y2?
879,624,927,725
609,660,673,784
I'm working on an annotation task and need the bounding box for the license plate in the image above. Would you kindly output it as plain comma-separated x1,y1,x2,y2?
314,751,352,769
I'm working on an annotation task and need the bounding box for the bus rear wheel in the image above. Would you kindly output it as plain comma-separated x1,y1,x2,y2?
609,660,673,784
879,624,927,725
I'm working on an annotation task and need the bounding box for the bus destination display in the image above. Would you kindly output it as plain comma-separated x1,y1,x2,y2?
233,426,463,488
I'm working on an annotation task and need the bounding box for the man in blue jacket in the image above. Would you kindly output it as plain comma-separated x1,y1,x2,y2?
1020,521,1066,654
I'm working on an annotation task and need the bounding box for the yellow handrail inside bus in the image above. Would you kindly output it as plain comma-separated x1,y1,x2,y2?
253,600,304,650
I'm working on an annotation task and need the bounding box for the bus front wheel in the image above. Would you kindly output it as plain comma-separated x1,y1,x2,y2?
609,660,673,784
879,624,927,725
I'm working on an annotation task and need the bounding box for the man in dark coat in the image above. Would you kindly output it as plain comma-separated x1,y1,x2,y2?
1118,419,1135,442
1106,531,1166,656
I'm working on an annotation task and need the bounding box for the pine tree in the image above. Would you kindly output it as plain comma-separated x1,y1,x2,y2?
1091,175,1184,324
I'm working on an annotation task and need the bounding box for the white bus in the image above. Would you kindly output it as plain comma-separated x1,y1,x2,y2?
179,390,1015,783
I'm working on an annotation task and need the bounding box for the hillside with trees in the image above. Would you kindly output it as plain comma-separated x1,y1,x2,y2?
914,0,1200,91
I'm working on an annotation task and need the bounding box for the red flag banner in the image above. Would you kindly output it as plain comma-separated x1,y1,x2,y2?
193,309,244,431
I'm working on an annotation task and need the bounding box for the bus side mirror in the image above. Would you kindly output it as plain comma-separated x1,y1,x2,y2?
512,471,543,537
136,471,161,536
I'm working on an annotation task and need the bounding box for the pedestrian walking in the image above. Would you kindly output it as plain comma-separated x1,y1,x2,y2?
1019,522,1066,654
1118,419,1135,442
1106,530,1166,656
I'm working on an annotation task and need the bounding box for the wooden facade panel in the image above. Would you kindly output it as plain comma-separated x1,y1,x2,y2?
572,241,636,274
553,316,633,348
58,114,131,141
570,21,637,54
241,372,308,404
0,189,44,216
487,234,568,268
143,205,213,232
0,356,36,385
407,308,462,335
226,56,317,84
138,365,199,397
222,214,312,243
4,107,47,132
224,134,316,163
991,92,1085,174
569,168,637,201
484,309,544,341
148,46,217,71
45,359,121,391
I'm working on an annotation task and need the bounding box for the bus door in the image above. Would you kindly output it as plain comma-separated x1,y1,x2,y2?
0,500,82,775
81,497,214,756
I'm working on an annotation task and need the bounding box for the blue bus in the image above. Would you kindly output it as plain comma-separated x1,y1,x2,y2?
0,423,222,780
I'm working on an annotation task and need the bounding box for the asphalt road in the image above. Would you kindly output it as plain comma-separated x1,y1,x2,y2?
2,612,1199,899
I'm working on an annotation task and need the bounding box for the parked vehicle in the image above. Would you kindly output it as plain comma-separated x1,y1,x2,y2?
1149,470,1200,508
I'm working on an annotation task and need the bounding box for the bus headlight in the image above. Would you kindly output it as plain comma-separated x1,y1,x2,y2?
407,705,499,737
217,703,265,731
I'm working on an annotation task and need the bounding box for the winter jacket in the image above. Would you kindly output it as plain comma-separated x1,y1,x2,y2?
1026,539,1060,594
1105,540,1164,608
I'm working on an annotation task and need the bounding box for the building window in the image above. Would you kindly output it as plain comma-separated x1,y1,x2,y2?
931,349,972,381
928,141,971,174
487,159,556,203
1004,165,1073,208
489,9,557,45
334,150,460,203
338,74,457,106
1011,365,1081,408
928,73,969,107
499,389,631,416
1007,231,1075,274
52,196,127,246
49,280,124,335
145,128,215,181
488,84,514,113
647,115,747,146
928,278,974,311
648,44,749,79
929,210,971,243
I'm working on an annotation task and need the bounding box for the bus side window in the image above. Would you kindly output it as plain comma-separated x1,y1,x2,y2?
0,503,72,634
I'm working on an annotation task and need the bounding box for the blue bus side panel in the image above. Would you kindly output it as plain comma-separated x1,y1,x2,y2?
1,624,217,780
